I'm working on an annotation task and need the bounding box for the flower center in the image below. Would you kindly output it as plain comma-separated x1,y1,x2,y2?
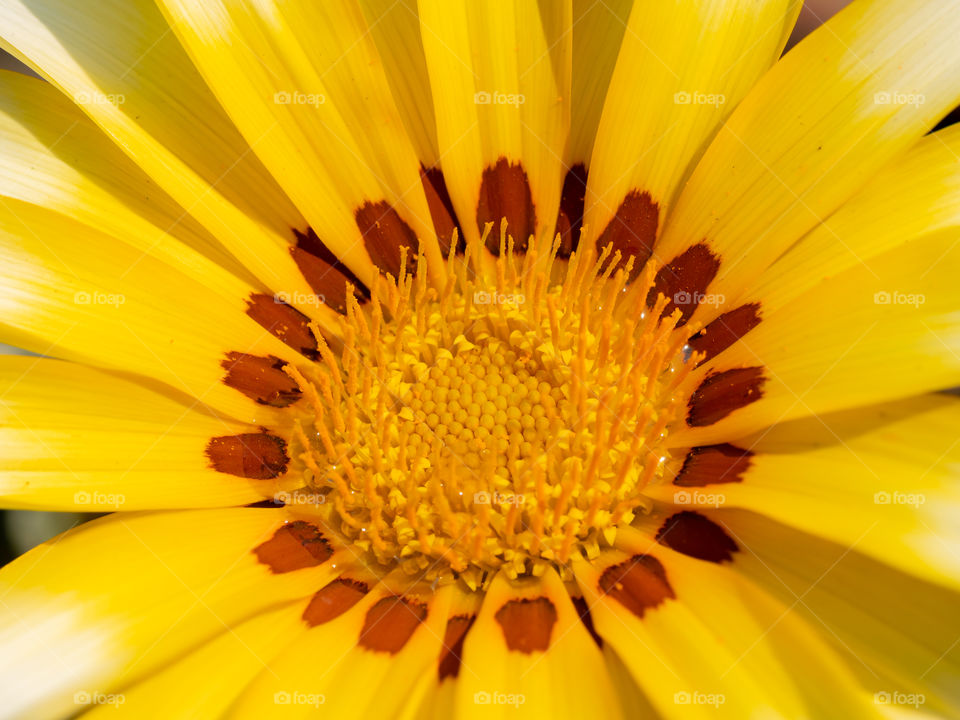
285,228,697,588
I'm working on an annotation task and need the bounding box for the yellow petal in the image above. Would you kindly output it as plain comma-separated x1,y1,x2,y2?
584,0,800,266
0,200,313,422
574,531,878,719
359,0,439,168
418,0,571,257
451,568,623,720
0,508,344,719
674,230,960,445
0,356,288,511
653,394,960,592
630,508,960,716
78,600,309,719
157,0,444,283
750,124,960,315
228,574,451,720
652,0,960,326
0,0,314,304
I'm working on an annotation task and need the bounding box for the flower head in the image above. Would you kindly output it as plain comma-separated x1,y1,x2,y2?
0,0,959,718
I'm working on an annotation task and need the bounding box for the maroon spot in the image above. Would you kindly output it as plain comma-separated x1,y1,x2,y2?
688,303,762,364
646,242,721,325
674,444,753,487
303,578,369,627
596,190,659,278
222,352,301,408
355,201,419,279
477,157,536,254
656,511,738,563
292,227,370,314
494,597,557,653
570,595,602,648
687,366,766,427
206,432,288,479
253,521,333,573
554,163,588,257
422,165,463,256
438,614,476,681
598,555,676,618
245,293,318,360
359,596,428,654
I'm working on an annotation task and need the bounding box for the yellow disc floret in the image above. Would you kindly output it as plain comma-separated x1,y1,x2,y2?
285,226,697,588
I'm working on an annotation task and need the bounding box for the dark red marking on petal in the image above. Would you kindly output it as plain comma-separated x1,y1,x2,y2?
646,242,721,326
355,201,419,279
688,303,762,364
245,293,318,360
656,511,738,563
494,597,557,653
596,190,659,278
598,555,675,618
358,596,428,654
303,578,369,627
253,520,333,573
222,352,301,407
570,595,602,648
477,157,536,254
438,614,476,681
687,366,766,427
674,444,753,487
554,163,587,257
206,432,288,479
293,227,370,314
422,165,463,256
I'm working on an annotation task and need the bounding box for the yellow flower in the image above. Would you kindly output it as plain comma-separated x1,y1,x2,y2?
0,0,959,717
